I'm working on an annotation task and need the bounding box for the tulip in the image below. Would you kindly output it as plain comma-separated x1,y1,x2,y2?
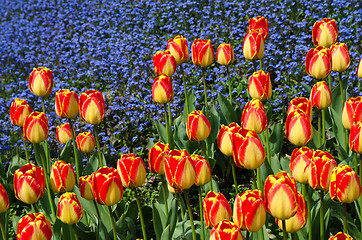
10,98,33,127
92,167,123,206
76,132,96,153
203,191,232,228
312,18,338,48
285,109,313,146
29,67,53,98
14,163,45,204
57,192,83,225
350,121,362,154
190,154,211,186
276,191,307,233
210,220,243,240
151,75,173,104
153,49,177,76
192,39,214,67
164,149,196,190
287,97,312,122
217,123,241,157
167,35,189,65
17,213,52,240
240,99,267,134
357,57,362,78
248,16,269,40
330,43,350,72
186,110,211,142
233,189,266,232
247,70,272,101
56,123,72,144
232,128,265,170
0,183,9,213
79,175,94,200
289,147,313,184
216,43,234,66
23,111,49,143
55,89,79,118
264,171,298,220
79,90,105,125
328,232,354,240
148,142,170,175
310,81,332,110
117,153,146,188
305,46,332,79
243,29,265,61
342,97,362,130
50,160,76,194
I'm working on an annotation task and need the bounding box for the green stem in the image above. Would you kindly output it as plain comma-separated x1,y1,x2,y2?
93,125,103,168
69,224,75,240
22,138,29,163
339,72,345,106
328,74,332,91
291,232,297,240
41,98,50,170
184,190,197,240
72,224,79,240
246,231,250,240
260,59,263,71
202,67,208,117
257,167,262,191
177,193,184,221
251,169,257,190
318,110,321,148
231,158,239,194
108,206,117,240
93,200,101,220
201,141,212,191
181,65,189,115
253,60,257,73
69,119,80,184
164,104,170,145
343,203,348,234
282,219,287,240
265,128,271,165
0,215,7,240
160,175,169,218
227,66,232,105
198,187,205,240
302,184,312,240
319,191,324,240
354,152,358,174
168,102,172,130
133,188,147,240
322,109,326,149
41,97,46,114
32,203,40,213
360,154,362,235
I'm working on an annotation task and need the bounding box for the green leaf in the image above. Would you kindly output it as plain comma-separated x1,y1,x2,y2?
84,153,99,175
203,178,219,193
98,221,111,240
152,201,164,240
270,155,281,174
167,198,178,236
330,107,347,152
74,222,97,239
39,189,56,223
217,92,237,124
161,225,171,240
301,83,312,94
8,150,26,174
206,107,220,159
173,120,198,154
269,122,284,156
59,140,72,162
154,119,167,144
182,90,196,121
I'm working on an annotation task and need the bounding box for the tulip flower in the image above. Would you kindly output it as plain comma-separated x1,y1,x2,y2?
76,132,96,153
350,121,362,154
305,46,332,79
247,70,272,101
151,75,173,104
167,35,189,65
209,220,243,240
190,154,211,186
117,153,146,188
92,167,123,206
328,232,354,240
29,67,53,98
0,183,9,213
233,189,266,232
240,99,267,134
79,175,94,200
57,192,83,224
56,123,72,144
287,97,312,122
14,163,45,204
264,171,298,220
79,90,105,125
330,165,361,203
330,43,350,72
217,123,241,157
285,109,313,146
203,191,232,228
216,43,234,66
192,39,214,67
310,81,332,110
357,57,362,78
186,110,211,142
148,142,170,175
55,89,79,118
10,98,33,127
248,16,269,40
342,96,362,130
312,18,338,48
243,29,265,61
17,213,52,240
50,160,76,194
153,49,177,76
289,147,313,184
23,111,49,143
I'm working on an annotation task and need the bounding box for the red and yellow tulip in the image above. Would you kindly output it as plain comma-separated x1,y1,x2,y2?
210,220,243,240
56,123,72,144
312,18,338,48
23,111,49,143
328,232,354,240
76,132,96,153
79,90,105,125
216,43,234,66
151,75,173,104
29,67,53,98
0,183,9,213
350,121,362,154
217,123,241,157
192,39,214,67
240,99,267,134
357,58,362,78
153,49,177,76
285,109,313,146
289,147,313,184
287,97,312,122
50,160,76,194
190,154,211,186
330,43,350,72
310,81,332,110
248,16,269,40
117,153,147,188
17,213,52,240
167,35,189,65
57,192,83,224
148,142,170,175
55,89,79,118
342,97,362,130
79,175,94,200
186,110,211,142
243,29,265,60
248,70,272,101
10,98,33,127
305,46,331,79
203,191,232,228
330,165,361,203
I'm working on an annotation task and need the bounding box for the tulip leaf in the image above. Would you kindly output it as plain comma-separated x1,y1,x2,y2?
306,125,320,150
301,82,311,94
206,107,220,160
259,158,273,186
330,107,347,152
152,201,164,240
84,153,100,175
217,92,237,124
173,120,198,154
98,221,111,240
269,121,283,156
154,119,167,144
182,90,196,121
52,219,63,240
161,225,171,240
73,222,97,239
280,155,291,174
59,140,72,162
202,178,219,193
39,189,56,223
270,155,281,174
166,198,178,237
8,150,26,174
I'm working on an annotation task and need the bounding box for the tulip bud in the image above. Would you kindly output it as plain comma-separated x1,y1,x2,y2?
216,43,234,66
287,97,312,122
203,191,232,228
17,213,52,240
290,147,313,184
0,183,9,213
148,142,170,175
190,154,211,186
243,29,265,60
117,153,146,188
153,50,177,76
312,18,338,48
10,99,33,127
305,46,332,79
79,175,94,200
167,35,189,65
29,67,53,98
285,109,313,146
248,70,272,101
76,132,96,153
210,220,243,240
342,97,362,130
240,99,267,134
50,160,76,194
330,43,350,72
330,165,361,203
350,121,362,154
56,123,72,144
55,89,79,118
186,110,211,142
79,90,105,125
233,190,266,232
310,81,332,110
23,111,49,143
328,232,354,240
357,58,362,78
217,123,241,157
248,16,269,40
152,75,173,104
57,192,83,224
192,39,214,67
264,171,298,220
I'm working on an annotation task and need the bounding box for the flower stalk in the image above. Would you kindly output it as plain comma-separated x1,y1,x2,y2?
160,175,169,218
68,118,80,184
319,190,324,240
198,186,205,240
108,206,117,240
93,125,103,168
133,188,147,240
180,65,189,115
22,137,29,163
231,158,238,194
184,190,197,240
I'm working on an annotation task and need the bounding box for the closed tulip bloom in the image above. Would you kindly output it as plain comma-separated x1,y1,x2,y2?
216,43,234,66
79,90,105,125
50,160,76,194
153,50,177,76
0,183,9,213
310,81,332,110
23,111,49,143
276,191,307,233
350,121,362,154
192,39,214,67
243,29,265,61
312,18,338,48
307,150,338,191
117,153,146,188
56,123,72,144
203,191,232,228
232,128,265,170
164,149,196,190
233,190,266,232
76,132,96,153
79,175,94,200
148,142,170,175
217,123,241,157
190,154,211,186
186,110,211,142
305,46,332,79
17,213,52,240
210,220,243,240
290,147,314,184
167,35,189,65
285,109,313,146
328,232,354,240
14,164,45,204
287,97,312,122
330,165,361,203
10,98,33,127
151,75,173,104
92,167,123,206
29,67,53,98
248,16,269,40
248,70,272,101
57,192,83,224
342,97,362,130
330,43,350,72
264,171,298,220
357,58,362,78
55,89,79,118
240,99,267,134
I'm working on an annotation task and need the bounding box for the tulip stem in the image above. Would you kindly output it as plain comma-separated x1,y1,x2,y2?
168,102,172,130
69,224,75,240
184,190,197,240
343,203,348,234
160,175,169,218
231,158,239,194
265,128,271,165
41,97,50,171
93,125,103,168
339,72,348,152
359,154,362,234
246,231,250,240
227,66,232,105
163,104,170,146
202,67,208,117
133,188,148,240
260,59,263,71
180,65,189,115
93,200,101,220
108,206,117,240
0,214,7,240
354,152,358,174
328,74,332,92
72,224,79,240
201,141,212,191
177,193,184,220
318,110,321,148
69,119,80,184
282,219,287,240
251,169,257,190
32,203,40,213
322,109,326,149
302,184,312,240
198,186,205,240
319,190,325,240
22,137,29,163
253,60,257,73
